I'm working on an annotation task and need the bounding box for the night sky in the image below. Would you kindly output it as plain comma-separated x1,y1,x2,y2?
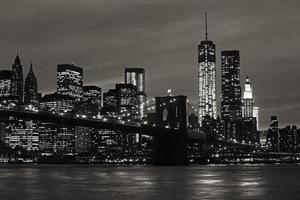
0,0,300,129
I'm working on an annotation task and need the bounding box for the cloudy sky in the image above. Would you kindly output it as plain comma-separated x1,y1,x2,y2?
0,0,300,129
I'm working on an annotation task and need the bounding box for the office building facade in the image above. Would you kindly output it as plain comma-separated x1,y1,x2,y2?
57,64,83,99
0,70,12,98
125,68,146,119
221,50,242,121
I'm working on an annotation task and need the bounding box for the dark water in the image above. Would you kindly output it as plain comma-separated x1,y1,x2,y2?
0,164,299,200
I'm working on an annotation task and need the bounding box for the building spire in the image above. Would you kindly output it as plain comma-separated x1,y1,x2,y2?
14,53,21,65
246,75,250,84
205,12,208,41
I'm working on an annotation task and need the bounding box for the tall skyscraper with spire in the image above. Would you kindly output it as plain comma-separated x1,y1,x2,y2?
242,76,259,130
24,63,39,106
11,54,24,102
242,76,254,118
198,13,217,126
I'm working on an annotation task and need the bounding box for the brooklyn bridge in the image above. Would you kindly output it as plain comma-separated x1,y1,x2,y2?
0,106,255,165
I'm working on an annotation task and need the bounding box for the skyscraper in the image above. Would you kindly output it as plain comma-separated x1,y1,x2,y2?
253,106,259,130
82,85,102,116
221,50,242,121
268,116,280,152
24,63,39,106
83,86,102,107
242,76,259,130
0,70,12,98
115,83,138,116
102,89,117,114
57,64,83,99
11,54,23,102
125,68,146,119
198,13,216,125
242,76,254,118
125,68,145,93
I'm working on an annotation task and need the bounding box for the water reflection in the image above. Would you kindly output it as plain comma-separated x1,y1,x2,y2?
0,164,299,200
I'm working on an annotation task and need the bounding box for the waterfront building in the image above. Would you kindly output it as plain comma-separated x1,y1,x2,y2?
198,13,217,125
75,126,91,153
38,122,57,152
91,129,120,154
5,118,39,151
56,125,75,154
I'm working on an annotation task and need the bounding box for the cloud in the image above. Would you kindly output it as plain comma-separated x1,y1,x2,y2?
0,0,300,128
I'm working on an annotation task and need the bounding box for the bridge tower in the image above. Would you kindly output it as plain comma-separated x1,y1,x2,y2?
154,95,188,165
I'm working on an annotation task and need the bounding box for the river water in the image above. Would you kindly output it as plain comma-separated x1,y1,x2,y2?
0,164,299,200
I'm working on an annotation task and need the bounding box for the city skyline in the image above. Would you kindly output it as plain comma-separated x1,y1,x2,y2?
0,0,300,129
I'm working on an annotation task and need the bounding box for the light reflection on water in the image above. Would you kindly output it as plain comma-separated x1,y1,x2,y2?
0,164,299,200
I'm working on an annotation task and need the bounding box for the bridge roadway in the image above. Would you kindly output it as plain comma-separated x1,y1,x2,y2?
0,109,180,136
0,109,208,140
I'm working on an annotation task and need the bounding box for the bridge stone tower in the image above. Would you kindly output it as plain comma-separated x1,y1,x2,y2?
154,95,188,165
155,95,187,129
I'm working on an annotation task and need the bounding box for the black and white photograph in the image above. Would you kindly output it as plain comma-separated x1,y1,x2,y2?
0,0,300,199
